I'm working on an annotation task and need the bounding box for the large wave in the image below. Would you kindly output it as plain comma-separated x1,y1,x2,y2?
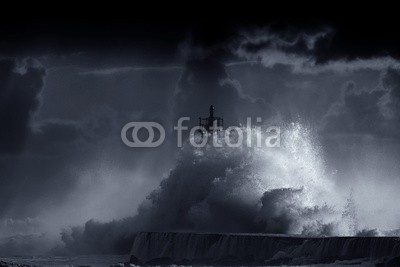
61,122,355,254
132,123,340,234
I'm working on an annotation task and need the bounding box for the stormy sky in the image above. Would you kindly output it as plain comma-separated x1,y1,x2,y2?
1,15,400,253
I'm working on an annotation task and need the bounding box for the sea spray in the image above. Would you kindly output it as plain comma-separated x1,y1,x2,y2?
61,122,354,254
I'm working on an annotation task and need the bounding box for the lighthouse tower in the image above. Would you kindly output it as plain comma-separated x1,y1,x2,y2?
199,105,223,133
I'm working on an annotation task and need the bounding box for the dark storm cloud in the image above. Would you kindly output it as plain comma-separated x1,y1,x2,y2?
0,59,45,153
0,104,159,220
382,69,400,132
172,58,274,128
0,55,185,253
27,120,83,156
37,66,181,122
228,26,400,141
231,24,400,76
322,83,387,136
234,26,332,59
0,56,185,221
3,15,400,63
321,70,400,139
0,102,105,219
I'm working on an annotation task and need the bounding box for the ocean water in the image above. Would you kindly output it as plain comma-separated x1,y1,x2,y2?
0,255,129,267
0,255,377,267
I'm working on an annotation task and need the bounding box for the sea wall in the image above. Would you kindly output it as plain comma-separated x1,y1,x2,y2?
129,232,400,265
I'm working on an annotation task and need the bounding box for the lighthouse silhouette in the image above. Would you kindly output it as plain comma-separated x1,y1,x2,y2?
199,105,223,133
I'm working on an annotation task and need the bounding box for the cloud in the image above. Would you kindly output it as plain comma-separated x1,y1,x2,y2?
234,26,332,55
172,58,275,127
78,65,182,75
382,69,400,123
0,59,46,153
321,69,400,139
0,57,182,248
230,29,400,140
322,82,386,136
231,28,400,74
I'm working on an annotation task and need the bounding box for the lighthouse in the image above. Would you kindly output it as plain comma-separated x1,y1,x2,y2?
198,105,223,133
